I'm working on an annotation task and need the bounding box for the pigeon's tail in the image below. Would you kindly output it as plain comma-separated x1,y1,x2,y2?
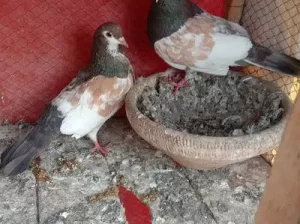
0,105,63,176
244,43,300,76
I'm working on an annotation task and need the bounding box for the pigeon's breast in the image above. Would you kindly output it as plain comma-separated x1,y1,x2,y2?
83,74,133,117
55,74,133,119
154,14,216,68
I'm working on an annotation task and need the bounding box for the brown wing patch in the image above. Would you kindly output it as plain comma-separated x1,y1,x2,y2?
155,13,216,66
66,74,132,117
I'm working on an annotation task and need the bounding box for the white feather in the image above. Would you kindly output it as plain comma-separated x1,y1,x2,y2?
190,65,229,76
58,91,104,138
53,91,75,115
164,60,186,70
207,33,252,65
193,33,253,75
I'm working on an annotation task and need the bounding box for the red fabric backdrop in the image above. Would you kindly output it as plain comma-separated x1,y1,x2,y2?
0,0,227,123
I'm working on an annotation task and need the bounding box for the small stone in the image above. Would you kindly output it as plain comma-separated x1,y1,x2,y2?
271,157,276,164
156,217,166,223
150,182,157,188
60,212,69,218
122,159,129,165
232,129,244,136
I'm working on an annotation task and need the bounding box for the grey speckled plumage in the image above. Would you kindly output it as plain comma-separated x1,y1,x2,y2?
147,0,203,45
89,23,131,78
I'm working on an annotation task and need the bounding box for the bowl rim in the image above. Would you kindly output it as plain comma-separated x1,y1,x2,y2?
126,71,292,143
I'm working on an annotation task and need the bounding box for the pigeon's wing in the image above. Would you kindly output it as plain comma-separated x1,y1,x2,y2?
154,13,253,75
53,70,133,139
213,16,249,37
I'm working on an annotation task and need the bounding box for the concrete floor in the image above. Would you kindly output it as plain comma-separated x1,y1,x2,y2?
0,118,270,224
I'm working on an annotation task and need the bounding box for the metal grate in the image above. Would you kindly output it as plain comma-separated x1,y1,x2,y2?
240,0,300,164
241,0,300,101
0,0,226,124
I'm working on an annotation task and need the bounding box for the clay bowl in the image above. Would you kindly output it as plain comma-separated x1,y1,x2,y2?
125,72,292,170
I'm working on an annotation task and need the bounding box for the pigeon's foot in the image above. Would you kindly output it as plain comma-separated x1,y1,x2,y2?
167,71,190,95
90,142,108,156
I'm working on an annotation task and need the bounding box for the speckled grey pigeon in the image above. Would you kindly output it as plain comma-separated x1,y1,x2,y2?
0,22,134,176
147,0,300,93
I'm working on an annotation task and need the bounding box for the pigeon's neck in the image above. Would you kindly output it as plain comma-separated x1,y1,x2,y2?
106,41,119,56
147,1,204,44
89,42,129,78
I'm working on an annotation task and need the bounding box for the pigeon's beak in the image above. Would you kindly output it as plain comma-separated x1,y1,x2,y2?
118,37,129,48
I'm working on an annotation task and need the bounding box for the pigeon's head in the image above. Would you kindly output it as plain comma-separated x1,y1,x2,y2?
151,0,185,13
93,22,128,49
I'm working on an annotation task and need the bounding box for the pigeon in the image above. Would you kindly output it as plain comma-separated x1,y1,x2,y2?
0,22,134,176
147,0,300,93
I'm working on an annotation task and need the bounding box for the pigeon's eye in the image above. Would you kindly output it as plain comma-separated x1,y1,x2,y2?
106,32,112,38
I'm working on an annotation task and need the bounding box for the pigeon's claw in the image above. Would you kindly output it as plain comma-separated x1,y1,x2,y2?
90,142,108,157
167,71,190,95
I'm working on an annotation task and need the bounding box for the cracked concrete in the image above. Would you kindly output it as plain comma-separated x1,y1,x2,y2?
0,118,270,224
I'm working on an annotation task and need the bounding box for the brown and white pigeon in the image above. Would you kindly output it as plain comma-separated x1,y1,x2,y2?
147,0,300,93
0,22,134,176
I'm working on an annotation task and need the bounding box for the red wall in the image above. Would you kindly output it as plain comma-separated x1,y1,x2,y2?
0,0,227,123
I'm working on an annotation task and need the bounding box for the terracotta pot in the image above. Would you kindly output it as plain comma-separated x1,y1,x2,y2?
125,72,292,170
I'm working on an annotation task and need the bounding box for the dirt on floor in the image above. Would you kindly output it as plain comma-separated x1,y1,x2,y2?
137,71,285,137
